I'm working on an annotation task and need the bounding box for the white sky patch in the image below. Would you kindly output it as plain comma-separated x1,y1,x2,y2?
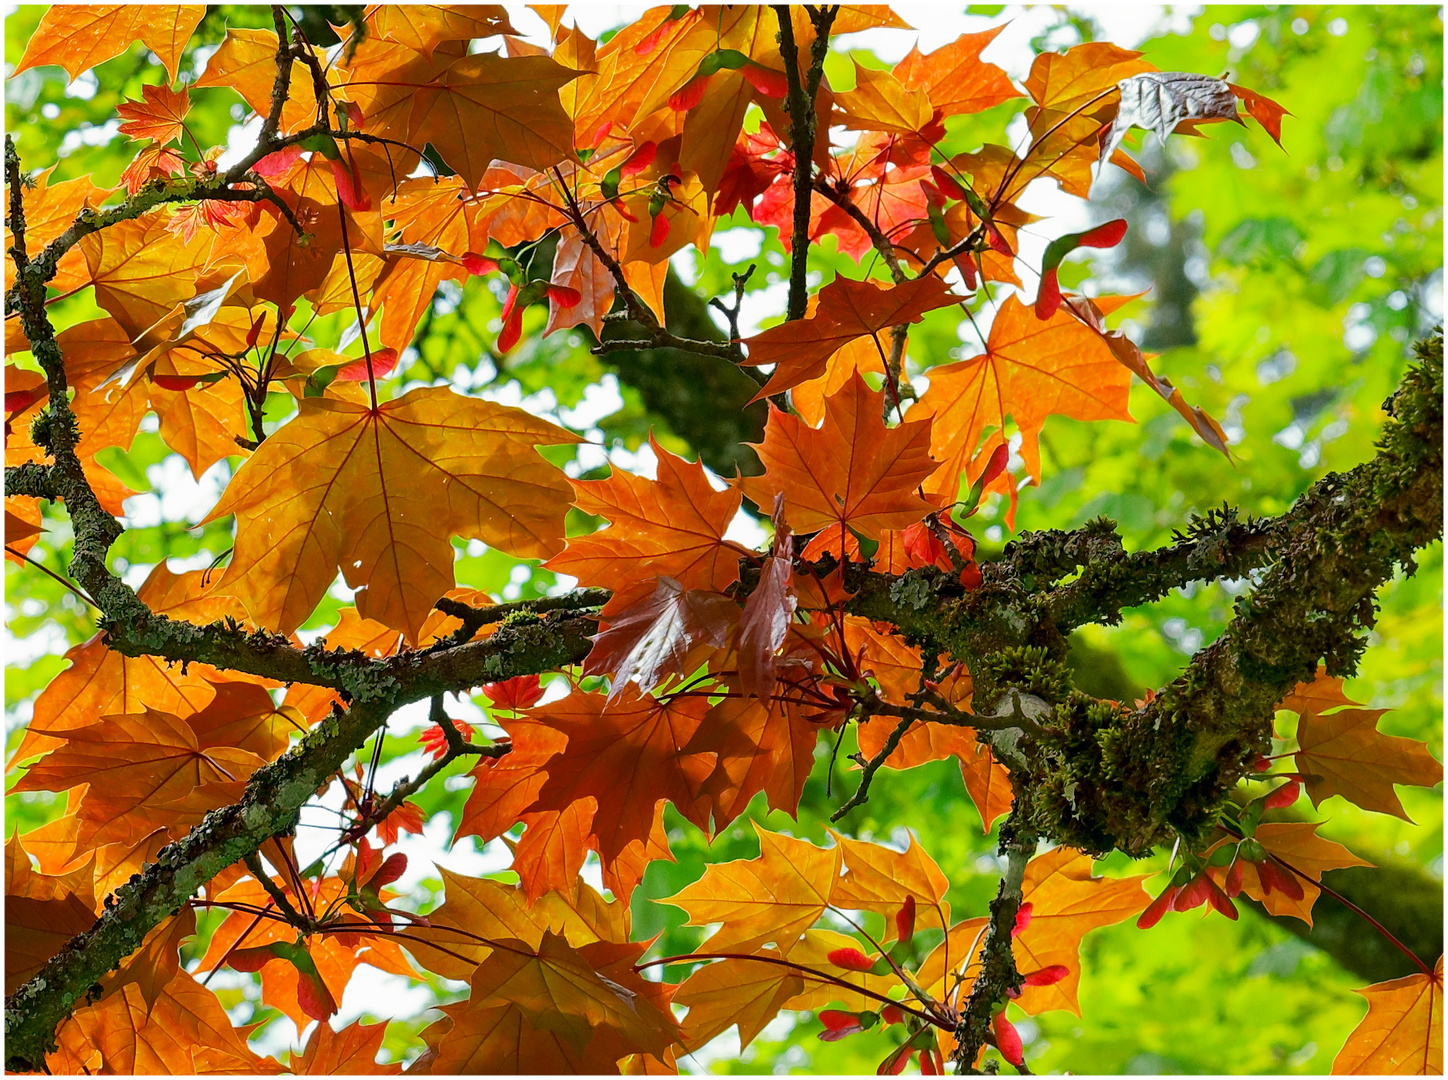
120,455,231,528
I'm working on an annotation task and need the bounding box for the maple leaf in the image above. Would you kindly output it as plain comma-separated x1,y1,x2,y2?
1009,847,1150,1015
94,909,196,1013
199,875,417,1030
77,212,215,342
1332,956,1444,1075
370,178,477,351
687,695,823,824
674,950,808,1052
738,371,937,561
292,1019,400,1074
546,435,747,614
420,1000,596,1073
11,563,254,766
828,828,952,938
365,5,516,58
912,293,1134,509
58,306,267,480
514,688,718,901
116,82,191,145
583,575,737,696
6,836,98,994
1023,41,1156,134
406,866,629,982
1204,823,1372,925
12,706,266,849
894,27,1020,117
835,61,935,136
742,274,960,398
3,169,112,293
204,385,578,640
1230,83,1292,148
465,932,678,1058
48,969,279,1075
13,4,205,82
664,823,842,957
1277,675,1443,820
338,41,580,183
186,679,303,763
193,27,321,134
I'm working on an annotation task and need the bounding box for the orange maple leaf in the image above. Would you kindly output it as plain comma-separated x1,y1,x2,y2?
11,707,267,849
1205,822,1372,925
193,27,321,134
1023,41,1156,132
364,5,516,59
738,371,936,561
894,26,1021,118
546,435,747,614
912,292,1134,507
674,948,808,1052
5,836,98,995
828,828,952,938
13,4,205,82
205,386,578,640
292,1019,400,1074
116,82,191,145
12,563,254,765
338,41,580,182
517,688,718,901
743,274,960,399
406,866,629,982
688,695,823,824
466,932,679,1058
199,874,417,1030
48,969,278,1074
1010,847,1150,1016
1333,956,1443,1075
1279,672,1443,820
664,823,842,958
834,62,934,136
77,213,214,342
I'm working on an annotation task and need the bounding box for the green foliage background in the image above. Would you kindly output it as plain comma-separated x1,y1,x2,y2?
4,4,1442,1074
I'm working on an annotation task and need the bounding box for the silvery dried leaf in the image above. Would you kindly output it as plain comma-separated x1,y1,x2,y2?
1098,71,1241,173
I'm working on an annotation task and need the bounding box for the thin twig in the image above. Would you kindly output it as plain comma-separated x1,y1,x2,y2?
243,851,305,928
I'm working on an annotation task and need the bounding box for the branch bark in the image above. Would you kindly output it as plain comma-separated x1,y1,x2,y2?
774,4,837,321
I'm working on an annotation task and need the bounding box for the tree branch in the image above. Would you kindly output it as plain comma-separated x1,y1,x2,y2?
953,813,1035,1072
774,4,837,321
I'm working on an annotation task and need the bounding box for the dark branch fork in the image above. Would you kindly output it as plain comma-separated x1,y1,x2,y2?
3,3,1443,1070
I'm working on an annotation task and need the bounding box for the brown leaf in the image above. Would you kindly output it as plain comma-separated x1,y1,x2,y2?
742,274,959,399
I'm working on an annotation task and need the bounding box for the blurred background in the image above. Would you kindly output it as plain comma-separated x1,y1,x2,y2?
5,3,1442,1073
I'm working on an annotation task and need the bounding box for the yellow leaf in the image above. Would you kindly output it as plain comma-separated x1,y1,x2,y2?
205,386,579,640
1333,957,1444,1075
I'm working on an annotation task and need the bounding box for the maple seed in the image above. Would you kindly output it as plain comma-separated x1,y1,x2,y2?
1012,901,1033,936
1137,886,1180,929
818,1009,866,1041
1264,777,1301,808
895,895,917,945
827,946,876,971
993,1011,1025,1067
1023,964,1070,986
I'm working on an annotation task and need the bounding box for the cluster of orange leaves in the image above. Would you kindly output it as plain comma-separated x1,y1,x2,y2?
3,3,1438,1076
